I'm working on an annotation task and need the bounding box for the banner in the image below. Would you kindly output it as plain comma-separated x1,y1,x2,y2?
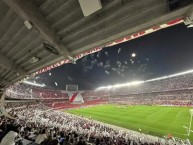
66,91,84,104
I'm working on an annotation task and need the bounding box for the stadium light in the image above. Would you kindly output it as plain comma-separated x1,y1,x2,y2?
145,76,168,82
96,69,193,90
130,81,144,86
146,69,193,83
169,69,193,78
23,81,45,87
96,81,144,90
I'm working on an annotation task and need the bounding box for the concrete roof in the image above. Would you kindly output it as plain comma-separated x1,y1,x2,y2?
0,0,193,89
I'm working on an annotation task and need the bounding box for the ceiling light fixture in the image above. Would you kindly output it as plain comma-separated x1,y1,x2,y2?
29,56,40,64
43,43,59,55
23,81,45,87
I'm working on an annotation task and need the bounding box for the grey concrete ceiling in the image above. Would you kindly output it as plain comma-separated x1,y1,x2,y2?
0,0,193,89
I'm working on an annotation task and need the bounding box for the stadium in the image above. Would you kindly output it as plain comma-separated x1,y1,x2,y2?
0,0,193,145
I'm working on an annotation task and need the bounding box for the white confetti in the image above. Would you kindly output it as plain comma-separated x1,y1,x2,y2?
35,77,40,79
97,53,100,58
118,48,121,54
99,62,103,66
105,70,110,75
67,76,73,81
112,68,117,71
117,61,121,65
104,64,111,69
104,51,109,56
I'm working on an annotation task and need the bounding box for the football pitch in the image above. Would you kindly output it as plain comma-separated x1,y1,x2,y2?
66,105,193,141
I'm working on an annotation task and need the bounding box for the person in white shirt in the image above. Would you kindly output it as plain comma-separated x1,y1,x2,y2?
35,129,47,144
0,125,21,145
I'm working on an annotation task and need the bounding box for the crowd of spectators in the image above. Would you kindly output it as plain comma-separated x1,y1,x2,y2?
109,91,193,106
110,73,193,96
5,73,193,109
1,73,193,145
0,104,187,145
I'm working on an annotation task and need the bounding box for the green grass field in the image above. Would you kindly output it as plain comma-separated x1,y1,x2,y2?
66,105,193,141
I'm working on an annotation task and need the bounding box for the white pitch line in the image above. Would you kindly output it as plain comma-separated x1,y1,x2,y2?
64,111,186,136
146,108,165,119
176,111,182,118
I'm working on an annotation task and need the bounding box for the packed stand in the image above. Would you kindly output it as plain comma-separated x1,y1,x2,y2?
110,73,193,96
0,104,188,145
109,91,193,106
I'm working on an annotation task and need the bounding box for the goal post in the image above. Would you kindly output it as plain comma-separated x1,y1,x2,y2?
66,85,78,92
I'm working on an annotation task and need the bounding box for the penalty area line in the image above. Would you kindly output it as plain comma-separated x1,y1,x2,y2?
146,108,165,119
176,111,182,118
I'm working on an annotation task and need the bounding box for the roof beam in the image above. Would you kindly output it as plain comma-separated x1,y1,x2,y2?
4,75,23,88
0,53,27,87
3,0,72,59
0,78,9,85
70,4,191,55
184,5,193,25
0,53,26,78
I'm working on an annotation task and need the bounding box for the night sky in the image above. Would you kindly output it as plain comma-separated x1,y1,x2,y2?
32,24,193,90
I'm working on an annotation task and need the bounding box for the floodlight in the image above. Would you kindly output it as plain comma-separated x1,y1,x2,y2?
130,81,144,86
96,80,144,90
96,68,193,90
23,81,45,87
29,56,40,64
169,70,193,78
107,86,112,89
24,20,32,29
